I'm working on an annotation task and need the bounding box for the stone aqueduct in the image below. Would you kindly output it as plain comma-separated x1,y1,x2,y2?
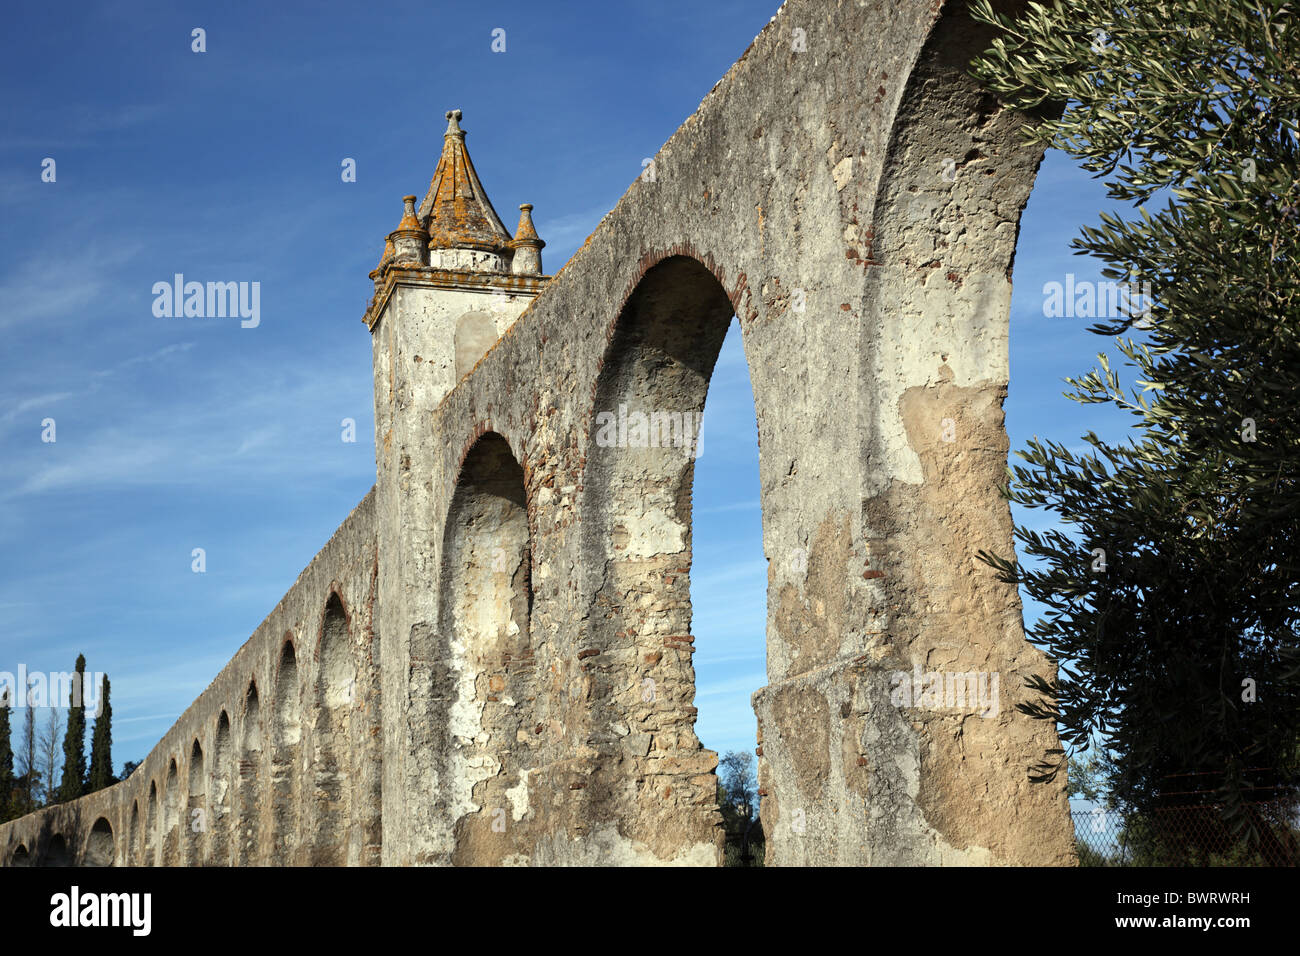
2,0,1076,866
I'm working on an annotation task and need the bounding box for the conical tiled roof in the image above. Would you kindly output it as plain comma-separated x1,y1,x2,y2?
419,109,512,254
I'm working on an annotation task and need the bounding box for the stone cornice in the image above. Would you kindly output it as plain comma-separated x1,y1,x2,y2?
364,266,549,331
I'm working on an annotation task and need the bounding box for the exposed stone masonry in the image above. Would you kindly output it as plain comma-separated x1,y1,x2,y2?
1,0,1075,867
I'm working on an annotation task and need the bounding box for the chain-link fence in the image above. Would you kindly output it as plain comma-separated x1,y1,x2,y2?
1073,799,1300,866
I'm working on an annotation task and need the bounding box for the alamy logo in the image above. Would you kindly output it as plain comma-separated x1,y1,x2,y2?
888,665,1000,718
0,666,106,716
50,886,151,936
593,404,703,458
152,274,261,328
1042,273,1152,322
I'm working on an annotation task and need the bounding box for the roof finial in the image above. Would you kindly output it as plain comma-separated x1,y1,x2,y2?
512,204,543,245
445,109,464,136
509,203,545,275
389,194,428,263
399,195,421,230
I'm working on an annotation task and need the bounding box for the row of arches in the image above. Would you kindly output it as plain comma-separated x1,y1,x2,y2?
8,817,114,867
6,588,372,867
8,256,748,867
124,593,357,866
222,595,354,866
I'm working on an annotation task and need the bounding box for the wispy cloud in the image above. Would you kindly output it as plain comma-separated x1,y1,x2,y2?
696,672,766,699
0,345,369,500
0,103,165,152
0,392,73,428
0,241,143,329
538,200,623,269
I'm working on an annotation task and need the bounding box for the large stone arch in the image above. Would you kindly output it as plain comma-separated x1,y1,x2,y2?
739,0,1075,867
578,254,743,865
434,431,536,864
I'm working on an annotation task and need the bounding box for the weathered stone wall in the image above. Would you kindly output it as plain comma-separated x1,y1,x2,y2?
1,0,1077,867
374,0,1073,865
0,491,381,867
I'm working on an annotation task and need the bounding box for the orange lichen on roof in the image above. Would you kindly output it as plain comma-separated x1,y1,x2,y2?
396,195,423,234
509,203,544,249
419,109,512,253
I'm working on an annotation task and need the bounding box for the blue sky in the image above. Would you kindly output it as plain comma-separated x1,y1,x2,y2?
0,0,1137,779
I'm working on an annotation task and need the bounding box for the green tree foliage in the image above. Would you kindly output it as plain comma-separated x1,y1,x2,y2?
58,654,87,802
87,676,114,793
1068,751,1114,804
970,0,1300,856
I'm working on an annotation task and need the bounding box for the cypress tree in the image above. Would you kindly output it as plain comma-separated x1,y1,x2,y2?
18,695,36,816
58,654,87,802
0,691,14,822
87,676,114,793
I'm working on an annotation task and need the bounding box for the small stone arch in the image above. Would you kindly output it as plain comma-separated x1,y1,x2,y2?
43,834,70,867
213,710,233,864
274,639,301,746
162,758,180,865
237,681,262,865
186,739,206,863
11,844,31,867
242,681,263,751
129,800,140,863
86,817,114,867
145,780,159,864
311,591,353,865
271,638,301,863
